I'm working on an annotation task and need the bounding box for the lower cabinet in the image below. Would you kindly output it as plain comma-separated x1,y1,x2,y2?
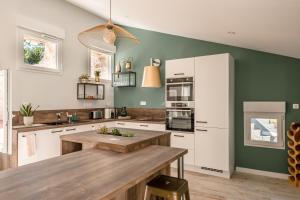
171,132,195,166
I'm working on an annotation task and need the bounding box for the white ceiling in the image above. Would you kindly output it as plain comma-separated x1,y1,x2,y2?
67,0,300,59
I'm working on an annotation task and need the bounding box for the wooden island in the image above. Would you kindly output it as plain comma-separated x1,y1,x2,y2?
0,128,187,200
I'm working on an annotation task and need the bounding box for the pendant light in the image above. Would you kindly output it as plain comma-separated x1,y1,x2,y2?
141,58,162,88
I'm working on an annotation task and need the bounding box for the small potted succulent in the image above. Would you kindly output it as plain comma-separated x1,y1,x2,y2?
20,103,39,126
79,74,89,83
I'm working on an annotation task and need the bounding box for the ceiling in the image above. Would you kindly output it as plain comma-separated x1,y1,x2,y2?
66,0,300,59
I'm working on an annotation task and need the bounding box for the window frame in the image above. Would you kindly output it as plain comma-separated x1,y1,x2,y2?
244,112,285,149
88,49,113,82
17,27,63,74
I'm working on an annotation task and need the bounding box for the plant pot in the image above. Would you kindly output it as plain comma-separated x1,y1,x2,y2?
23,116,34,126
80,78,88,83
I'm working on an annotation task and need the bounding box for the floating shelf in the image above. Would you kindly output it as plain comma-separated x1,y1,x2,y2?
288,122,300,187
77,83,105,100
112,72,136,87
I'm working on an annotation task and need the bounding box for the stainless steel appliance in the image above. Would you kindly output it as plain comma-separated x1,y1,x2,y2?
166,77,194,102
166,103,194,132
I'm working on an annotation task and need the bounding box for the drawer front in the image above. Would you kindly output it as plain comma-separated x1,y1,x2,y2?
171,132,194,149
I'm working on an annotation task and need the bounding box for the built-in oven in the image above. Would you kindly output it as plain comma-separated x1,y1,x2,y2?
166,77,193,102
166,104,194,132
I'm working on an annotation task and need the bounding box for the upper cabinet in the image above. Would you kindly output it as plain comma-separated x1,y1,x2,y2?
194,53,234,129
165,57,195,78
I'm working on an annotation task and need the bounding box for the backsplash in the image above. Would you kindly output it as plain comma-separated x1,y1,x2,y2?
12,108,166,126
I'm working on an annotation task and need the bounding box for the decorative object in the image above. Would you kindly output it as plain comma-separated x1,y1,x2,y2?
79,74,89,83
142,58,162,88
95,70,101,82
125,57,133,71
77,83,105,100
20,103,39,126
120,107,128,117
96,127,134,137
78,0,139,51
112,71,136,87
115,63,121,73
288,122,300,187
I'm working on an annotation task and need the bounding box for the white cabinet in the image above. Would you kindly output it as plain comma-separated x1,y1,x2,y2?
166,57,195,78
114,121,165,131
171,132,194,166
195,54,233,129
194,53,234,178
195,128,229,171
18,129,59,166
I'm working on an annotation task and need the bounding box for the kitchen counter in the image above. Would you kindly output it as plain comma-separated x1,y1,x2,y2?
60,128,171,154
12,118,165,132
0,145,187,200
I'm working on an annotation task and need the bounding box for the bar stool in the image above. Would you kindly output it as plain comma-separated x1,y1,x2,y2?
144,175,190,200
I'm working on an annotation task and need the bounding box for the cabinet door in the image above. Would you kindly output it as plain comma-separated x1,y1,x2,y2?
195,128,229,171
37,129,61,161
166,58,195,78
18,132,39,166
195,54,229,128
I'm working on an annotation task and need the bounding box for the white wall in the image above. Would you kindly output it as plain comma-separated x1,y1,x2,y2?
0,0,114,111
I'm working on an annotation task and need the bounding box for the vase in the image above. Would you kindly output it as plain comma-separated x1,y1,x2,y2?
95,76,100,82
23,116,34,126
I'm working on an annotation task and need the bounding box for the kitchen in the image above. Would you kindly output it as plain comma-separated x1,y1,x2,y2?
1,0,300,199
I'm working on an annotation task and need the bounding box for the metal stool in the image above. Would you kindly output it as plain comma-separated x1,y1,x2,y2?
144,175,190,200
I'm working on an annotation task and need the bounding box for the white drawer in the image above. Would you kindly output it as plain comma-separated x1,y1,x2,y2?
171,132,194,149
171,149,195,167
114,121,165,131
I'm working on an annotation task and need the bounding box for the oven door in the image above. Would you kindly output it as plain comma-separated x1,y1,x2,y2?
166,109,194,132
166,82,193,101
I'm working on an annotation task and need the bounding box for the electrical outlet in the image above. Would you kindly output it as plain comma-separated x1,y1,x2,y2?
140,101,147,106
293,104,299,109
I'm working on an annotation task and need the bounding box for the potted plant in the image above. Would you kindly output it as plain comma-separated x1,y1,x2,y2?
79,74,89,83
95,70,101,82
20,103,39,126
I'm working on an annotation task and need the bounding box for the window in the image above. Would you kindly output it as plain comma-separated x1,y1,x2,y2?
244,102,286,149
18,28,62,73
89,50,112,81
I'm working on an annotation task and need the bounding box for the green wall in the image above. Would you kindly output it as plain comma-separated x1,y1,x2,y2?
115,26,300,174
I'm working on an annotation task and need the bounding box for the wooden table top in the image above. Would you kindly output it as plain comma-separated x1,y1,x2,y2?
0,145,187,200
60,128,171,153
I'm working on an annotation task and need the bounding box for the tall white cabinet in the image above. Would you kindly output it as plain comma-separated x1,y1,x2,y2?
194,53,234,178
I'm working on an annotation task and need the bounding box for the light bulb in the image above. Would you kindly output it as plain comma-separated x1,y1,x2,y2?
103,28,116,44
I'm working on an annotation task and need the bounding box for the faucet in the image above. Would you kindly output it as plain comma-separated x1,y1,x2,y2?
56,113,62,122
66,112,72,123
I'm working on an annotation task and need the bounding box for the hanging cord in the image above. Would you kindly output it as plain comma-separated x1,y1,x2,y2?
109,0,112,21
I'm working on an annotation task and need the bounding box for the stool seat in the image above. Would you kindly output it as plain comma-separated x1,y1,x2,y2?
144,175,190,200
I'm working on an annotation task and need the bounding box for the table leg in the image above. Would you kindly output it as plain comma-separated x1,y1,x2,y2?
177,156,184,179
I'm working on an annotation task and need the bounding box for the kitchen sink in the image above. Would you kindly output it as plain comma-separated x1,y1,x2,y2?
43,121,69,126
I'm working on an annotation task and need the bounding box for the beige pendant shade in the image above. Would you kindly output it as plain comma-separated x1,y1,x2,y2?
142,66,161,88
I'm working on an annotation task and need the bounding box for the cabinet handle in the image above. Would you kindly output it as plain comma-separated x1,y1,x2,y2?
196,129,207,132
51,130,64,133
174,135,184,137
117,123,125,125
196,121,207,123
65,128,76,131
139,124,149,127
174,73,184,76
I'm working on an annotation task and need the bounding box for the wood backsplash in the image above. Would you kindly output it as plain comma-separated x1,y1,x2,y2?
13,108,165,126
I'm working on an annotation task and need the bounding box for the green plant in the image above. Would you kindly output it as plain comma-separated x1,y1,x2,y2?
97,126,108,134
79,74,89,80
20,103,39,117
94,70,101,77
24,41,45,65
111,128,121,136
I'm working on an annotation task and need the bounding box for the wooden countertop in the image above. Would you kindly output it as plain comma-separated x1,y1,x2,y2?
61,129,171,153
0,145,187,200
13,119,165,132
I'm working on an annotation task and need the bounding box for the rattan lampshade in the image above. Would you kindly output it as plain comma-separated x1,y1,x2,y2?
141,66,161,88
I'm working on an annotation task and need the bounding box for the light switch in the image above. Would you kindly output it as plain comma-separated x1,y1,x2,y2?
140,101,147,106
293,104,299,109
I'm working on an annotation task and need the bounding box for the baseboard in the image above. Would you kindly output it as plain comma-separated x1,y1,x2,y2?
236,167,289,180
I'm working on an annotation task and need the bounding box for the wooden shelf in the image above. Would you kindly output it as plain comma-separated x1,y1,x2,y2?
77,83,105,100
288,122,300,187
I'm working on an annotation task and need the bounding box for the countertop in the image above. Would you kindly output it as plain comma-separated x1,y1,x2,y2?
61,128,171,153
0,145,187,200
13,118,165,133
